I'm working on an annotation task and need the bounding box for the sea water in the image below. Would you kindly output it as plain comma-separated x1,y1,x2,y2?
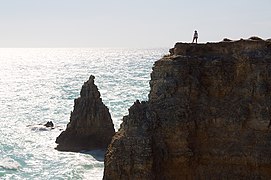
0,48,167,180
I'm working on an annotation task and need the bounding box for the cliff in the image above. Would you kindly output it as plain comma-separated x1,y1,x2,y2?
104,39,271,179
55,75,115,152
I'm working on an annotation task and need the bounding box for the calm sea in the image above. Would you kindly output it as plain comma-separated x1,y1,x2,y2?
0,48,167,179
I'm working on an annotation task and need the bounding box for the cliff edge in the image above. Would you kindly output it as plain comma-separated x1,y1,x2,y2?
104,39,271,179
55,75,115,152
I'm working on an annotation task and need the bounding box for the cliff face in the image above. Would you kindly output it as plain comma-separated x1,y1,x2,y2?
104,39,271,179
56,75,115,152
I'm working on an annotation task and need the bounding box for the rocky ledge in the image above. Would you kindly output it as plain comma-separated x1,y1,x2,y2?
104,39,271,179
55,75,115,152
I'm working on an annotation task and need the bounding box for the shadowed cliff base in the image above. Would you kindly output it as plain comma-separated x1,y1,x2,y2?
104,38,271,179
55,75,115,152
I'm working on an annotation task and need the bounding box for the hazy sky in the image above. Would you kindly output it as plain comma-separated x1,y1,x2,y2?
0,0,270,48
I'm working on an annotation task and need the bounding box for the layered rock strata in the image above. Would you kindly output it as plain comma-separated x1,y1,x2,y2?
104,39,271,179
56,75,115,152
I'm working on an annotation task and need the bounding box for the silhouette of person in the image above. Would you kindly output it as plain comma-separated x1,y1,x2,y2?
192,30,198,43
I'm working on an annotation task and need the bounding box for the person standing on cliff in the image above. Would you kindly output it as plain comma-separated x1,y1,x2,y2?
192,30,198,43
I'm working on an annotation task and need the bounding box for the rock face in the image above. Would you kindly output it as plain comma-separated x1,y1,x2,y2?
56,75,115,152
104,39,271,179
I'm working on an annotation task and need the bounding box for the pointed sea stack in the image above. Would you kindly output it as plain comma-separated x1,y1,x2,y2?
56,75,115,152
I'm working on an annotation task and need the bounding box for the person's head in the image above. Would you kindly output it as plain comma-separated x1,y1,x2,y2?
195,30,197,32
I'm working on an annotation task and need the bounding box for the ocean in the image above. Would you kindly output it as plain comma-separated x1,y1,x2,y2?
0,48,167,179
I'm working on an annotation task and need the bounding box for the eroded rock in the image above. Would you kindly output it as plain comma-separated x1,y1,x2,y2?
55,75,115,152
104,39,271,179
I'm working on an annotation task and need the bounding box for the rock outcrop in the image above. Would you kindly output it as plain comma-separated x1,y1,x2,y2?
104,39,271,179
56,75,115,152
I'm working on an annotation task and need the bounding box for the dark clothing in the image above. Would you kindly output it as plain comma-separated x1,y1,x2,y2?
192,31,198,43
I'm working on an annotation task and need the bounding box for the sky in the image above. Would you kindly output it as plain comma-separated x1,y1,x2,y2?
0,0,270,48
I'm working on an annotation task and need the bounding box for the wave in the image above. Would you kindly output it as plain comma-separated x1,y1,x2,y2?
0,157,21,170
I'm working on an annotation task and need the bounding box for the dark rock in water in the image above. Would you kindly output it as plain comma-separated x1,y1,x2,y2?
44,121,54,128
55,75,115,152
104,39,271,179
28,121,55,131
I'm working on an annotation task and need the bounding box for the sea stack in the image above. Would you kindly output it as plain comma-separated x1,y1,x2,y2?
104,39,271,179
56,75,115,152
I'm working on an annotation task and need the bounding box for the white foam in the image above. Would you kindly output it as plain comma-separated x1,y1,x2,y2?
0,157,21,170
30,125,51,131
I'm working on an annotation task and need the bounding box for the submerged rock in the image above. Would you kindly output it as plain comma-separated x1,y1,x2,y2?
55,75,115,152
28,121,55,131
29,125,53,131
104,39,271,179
44,121,54,128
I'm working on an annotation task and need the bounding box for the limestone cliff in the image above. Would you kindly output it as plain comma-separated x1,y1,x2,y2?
56,75,115,152
104,39,271,179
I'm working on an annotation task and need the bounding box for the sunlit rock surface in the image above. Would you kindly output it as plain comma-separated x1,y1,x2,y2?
104,39,271,179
